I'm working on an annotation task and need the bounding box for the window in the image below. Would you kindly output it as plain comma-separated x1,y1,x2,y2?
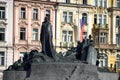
62,30,67,42
103,15,106,24
116,34,120,45
33,8,38,20
20,28,26,40
63,11,73,23
83,0,87,4
104,0,107,8
46,10,50,21
94,14,97,24
94,0,97,6
68,31,73,42
63,12,67,22
82,13,87,24
62,30,73,47
99,53,108,67
100,32,107,44
68,12,73,23
0,52,4,66
95,14,107,25
98,14,102,24
20,7,26,19
0,28,5,41
33,28,38,40
64,0,70,3
116,54,120,68
99,0,102,7
116,16,120,26
117,0,120,7
95,0,107,7
0,7,5,19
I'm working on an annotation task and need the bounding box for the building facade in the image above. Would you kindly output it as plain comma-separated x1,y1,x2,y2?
107,0,120,70
0,0,119,75
13,0,56,62
55,0,120,70
56,0,93,52
0,0,13,78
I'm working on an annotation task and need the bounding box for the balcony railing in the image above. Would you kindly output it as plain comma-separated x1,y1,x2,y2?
60,42,74,48
93,24,108,29
95,44,117,49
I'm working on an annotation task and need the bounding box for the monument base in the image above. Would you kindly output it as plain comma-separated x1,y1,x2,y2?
3,62,98,80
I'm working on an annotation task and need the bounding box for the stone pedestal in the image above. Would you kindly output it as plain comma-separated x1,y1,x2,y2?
3,63,99,80
3,71,26,80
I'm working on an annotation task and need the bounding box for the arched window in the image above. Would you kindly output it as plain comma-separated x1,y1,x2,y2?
82,13,87,24
116,16,120,27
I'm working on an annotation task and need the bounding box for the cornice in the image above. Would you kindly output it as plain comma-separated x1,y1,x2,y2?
14,0,56,6
57,2,94,8
107,7,120,12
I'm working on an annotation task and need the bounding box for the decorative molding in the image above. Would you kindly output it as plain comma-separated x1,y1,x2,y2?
19,3,28,7
31,3,40,7
0,21,7,28
0,1,6,5
14,2,19,7
31,22,40,27
18,20,28,26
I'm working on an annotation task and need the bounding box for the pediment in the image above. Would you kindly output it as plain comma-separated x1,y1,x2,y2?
0,21,7,27
31,22,40,27
18,21,28,26
62,23,73,31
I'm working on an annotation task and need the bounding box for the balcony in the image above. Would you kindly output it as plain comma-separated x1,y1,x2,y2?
95,44,117,50
93,24,108,29
93,24,109,33
60,42,74,48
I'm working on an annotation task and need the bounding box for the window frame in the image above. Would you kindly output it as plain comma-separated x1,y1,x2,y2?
33,8,38,20
20,7,26,19
63,11,73,23
0,28,5,41
82,13,87,24
100,32,107,44
0,6,5,19
0,51,5,66
20,27,26,40
32,28,38,40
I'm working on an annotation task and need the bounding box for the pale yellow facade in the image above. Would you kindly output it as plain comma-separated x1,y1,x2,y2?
56,0,120,70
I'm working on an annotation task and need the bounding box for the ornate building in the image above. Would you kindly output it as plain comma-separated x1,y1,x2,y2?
55,0,120,70
56,0,93,52
0,0,13,78
13,0,56,62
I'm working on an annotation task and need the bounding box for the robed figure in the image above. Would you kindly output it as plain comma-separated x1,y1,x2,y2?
40,17,56,60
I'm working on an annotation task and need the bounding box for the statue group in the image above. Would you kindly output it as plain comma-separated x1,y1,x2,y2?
5,17,99,71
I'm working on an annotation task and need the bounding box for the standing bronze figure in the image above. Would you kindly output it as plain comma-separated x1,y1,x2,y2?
40,17,56,60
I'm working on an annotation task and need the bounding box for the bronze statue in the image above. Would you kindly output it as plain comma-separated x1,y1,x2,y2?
40,17,56,60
